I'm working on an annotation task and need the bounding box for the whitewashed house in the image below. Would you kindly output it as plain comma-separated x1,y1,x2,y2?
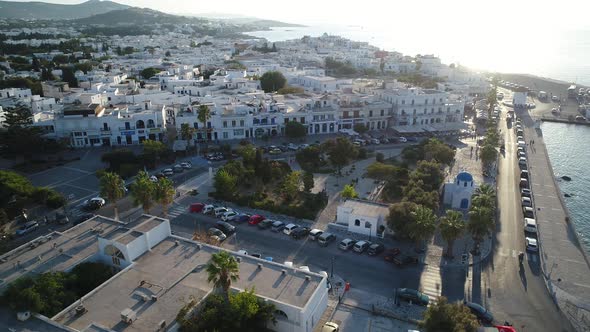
336,199,389,238
443,171,476,210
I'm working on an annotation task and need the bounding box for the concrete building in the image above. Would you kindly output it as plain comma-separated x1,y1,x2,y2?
0,215,329,332
336,199,389,238
41,81,70,100
443,171,476,210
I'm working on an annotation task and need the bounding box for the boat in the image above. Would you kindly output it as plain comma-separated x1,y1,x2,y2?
561,176,572,181
564,193,572,198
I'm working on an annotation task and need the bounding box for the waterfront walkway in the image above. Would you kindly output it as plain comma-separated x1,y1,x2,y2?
520,109,590,331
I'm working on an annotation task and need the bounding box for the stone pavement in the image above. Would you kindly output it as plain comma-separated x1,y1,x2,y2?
521,108,590,331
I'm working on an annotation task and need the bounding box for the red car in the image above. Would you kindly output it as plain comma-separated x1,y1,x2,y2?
248,215,265,225
189,203,205,213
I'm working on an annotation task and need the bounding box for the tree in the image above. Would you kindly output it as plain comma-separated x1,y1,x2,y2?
302,171,314,193
197,104,211,129
154,178,175,217
440,210,465,258
214,169,237,200
165,50,171,57
61,67,78,87
259,71,286,93
419,297,479,332
423,138,455,165
467,205,494,254
99,172,125,220
143,139,166,160
408,205,437,247
402,180,439,210
277,86,303,95
141,67,159,79
180,123,194,141
410,160,444,192
387,201,417,237
281,171,302,201
474,183,495,198
353,123,368,134
0,104,47,158
41,67,55,81
480,144,497,168
324,137,357,174
341,184,358,199
375,152,385,163
271,42,277,52
285,121,307,139
206,251,240,302
130,171,155,213
3,102,32,127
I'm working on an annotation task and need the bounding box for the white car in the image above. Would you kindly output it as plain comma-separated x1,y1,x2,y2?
202,204,215,214
214,207,231,218
180,162,192,169
162,168,174,176
525,237,538,251
283,223,299,235
518,157,527,165
399,137,408,143
208,228,227,242
287,143,298,151
524,218,537,233
518,151,527,159
221,211,238,221
521,197,532,207
149,175,158,182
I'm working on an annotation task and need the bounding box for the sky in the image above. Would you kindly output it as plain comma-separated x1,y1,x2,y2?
6,0,590,31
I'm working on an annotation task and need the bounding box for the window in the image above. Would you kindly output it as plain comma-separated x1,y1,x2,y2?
232,120,236,127
425,99,428,105
354,219,360,226
401,100,405,105
411,99,415,105
365,222,371,228
233,129,244,136
275,310,288,320
223,121,227,128
300,117,305,123
193,122,198,129
369,110,373,117
240,120,244,127
380,109,384,116
223,132,228,139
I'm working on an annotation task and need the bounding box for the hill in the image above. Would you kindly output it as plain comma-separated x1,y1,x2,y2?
74,7,197,25
0,0,129,20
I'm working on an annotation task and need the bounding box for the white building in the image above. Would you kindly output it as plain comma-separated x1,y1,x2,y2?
337,199,389,238
443,171,476,210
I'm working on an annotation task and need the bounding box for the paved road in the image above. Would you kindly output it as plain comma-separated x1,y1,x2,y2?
476,104,572,331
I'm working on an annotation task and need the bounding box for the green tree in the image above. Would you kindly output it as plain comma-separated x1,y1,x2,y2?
197,104,211,128
402,179,439,210
341,184,358,199
386,201,418,237
99,172,125,220
214,169,237,199
353,123,368,134
419,297,479,332
439,210,465,258
423,138,455,165
467,205,494,254
302,171,314,193
259,71,287,93
277,86,304,94
375,152,385,163
154,178,175,217
180,123,194,141
474,183,495,198
143,139,166,159
281,171,302,201
324,137,357,174
61,67,78,87
0,104,47,158
285,121,307,139
480,144,497,168
410,160,444,191
206,251,240,302
130,171,155,213
408,205,437,247
141,67,159,79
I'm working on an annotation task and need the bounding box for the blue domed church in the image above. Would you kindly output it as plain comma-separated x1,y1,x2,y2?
443,171,475,210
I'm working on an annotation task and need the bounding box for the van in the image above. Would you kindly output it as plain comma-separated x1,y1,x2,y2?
353,240,370,253
524,218,537,233
271,221,285,232
318,232,336,246
283,223,299,235
339,238,356,251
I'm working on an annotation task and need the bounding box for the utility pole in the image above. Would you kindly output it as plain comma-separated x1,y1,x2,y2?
330,256,335,278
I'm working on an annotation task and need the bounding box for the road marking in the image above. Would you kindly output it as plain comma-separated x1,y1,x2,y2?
572,283,590,290
419,266,442,299
61,166,92,175
63,183,97,193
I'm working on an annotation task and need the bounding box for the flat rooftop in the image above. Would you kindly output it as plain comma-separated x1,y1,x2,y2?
341,199,389,219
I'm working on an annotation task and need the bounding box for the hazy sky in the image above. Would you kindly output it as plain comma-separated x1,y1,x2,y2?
6,0,590,30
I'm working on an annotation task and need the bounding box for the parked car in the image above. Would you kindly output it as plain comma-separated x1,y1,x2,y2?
221,211,238,222
54,212,69,225
73,213,94,226
283,223,299,235
464,301,494,324
321,322,340,332
338,238,356,251
523,206,535,218
521,197,532,207
317,232,336,246
15,221,39,236
180,162,192,169
520,170,529,179
353,240,371,253
215,221,236,235
173,164,184,173
82,197,106,211
524,218,537,233
525,237,538,252
269,148,282,155
202,204,215,215
208,228,227,242
291,227,310,239
398,137,408,143
521,188,532,198
519,178,529,189
237,213,251,223
214,207,231,218
396,288,429,306
162,168,174,176
393,254,419,266
248,214,265,225
287,143,298,151
189,202,205,213
308,229,324,241
367,243,385,256
384,248,401,262
271,220,285,232
257,219,273,230
518,157,527,165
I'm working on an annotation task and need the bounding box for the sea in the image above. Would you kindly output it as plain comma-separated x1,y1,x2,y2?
245,25,590,86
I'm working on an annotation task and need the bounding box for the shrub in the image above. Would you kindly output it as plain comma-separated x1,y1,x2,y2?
376,152,385,163
46,191,66,208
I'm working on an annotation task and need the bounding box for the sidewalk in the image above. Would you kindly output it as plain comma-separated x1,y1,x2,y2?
522,109,590,331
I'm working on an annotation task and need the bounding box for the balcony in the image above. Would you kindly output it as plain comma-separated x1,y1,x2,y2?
119,126,136,131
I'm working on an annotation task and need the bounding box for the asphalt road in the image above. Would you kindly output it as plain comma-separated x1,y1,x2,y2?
477,103,573,331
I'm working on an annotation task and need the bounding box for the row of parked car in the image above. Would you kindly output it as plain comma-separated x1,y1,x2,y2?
514,118,539,252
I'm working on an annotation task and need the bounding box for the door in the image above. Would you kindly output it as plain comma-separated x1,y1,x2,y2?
460,198,469,209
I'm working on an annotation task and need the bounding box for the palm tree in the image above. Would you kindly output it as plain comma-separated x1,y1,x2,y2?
206,251,239,302
439,210,465,258
99,172,125,220
154,178,175,217
197,104,211,139
130,171,155,214
467,205,494,255
472,183,496,210
474,183,495,198
409,205,437,248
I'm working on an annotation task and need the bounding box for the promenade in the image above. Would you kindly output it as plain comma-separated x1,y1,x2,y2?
520,108,590,331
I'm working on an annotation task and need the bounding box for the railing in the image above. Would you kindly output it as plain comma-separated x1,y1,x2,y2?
118,126,136,131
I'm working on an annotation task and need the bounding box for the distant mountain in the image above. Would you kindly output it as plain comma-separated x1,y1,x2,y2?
75,7,197,25
0,0,129,20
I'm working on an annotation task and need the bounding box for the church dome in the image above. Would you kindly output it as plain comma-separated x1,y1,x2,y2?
457,171,473,182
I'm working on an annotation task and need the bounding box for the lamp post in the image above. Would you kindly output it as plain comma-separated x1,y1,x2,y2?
330,256,335,278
